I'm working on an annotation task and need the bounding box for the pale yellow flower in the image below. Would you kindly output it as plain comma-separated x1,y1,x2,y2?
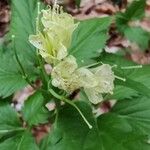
29,32,67,64
51,55,80,93
51,55,96,93
51,55,114,104
84,64,115,104
29,5,78,64
41,6,78,48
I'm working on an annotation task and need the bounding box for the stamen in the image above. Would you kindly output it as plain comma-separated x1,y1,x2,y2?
53,0,58,7
121,65,143,70
115,75,126,82
85,61,103,68
112,64,117,68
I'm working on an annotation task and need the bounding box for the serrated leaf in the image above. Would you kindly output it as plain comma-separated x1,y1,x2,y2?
116,0,148,49
0,47,38,98
0,52,27,98
98,96,150,150
40,100,150,150
116,0,146,29
40,101,99,150
22,92,49,126
69,17,111,66
8,0,41,62
123,0,146,21
0,131,39,150
124,27,150,49
0,101,22,137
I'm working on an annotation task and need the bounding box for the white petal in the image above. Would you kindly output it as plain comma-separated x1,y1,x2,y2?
76,68,97,88
94,64,115,94
29,34,44,50
84,88,103,104
57,43,68,60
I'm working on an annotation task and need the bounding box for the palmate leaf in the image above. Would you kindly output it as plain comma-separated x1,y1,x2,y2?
98,96,150,150
40,100,150,150
22,92,49,126
0,131,39,150
69,17,112,66
0,48,37,98
0,51,27,98
99,53,150,100
116,0,146,31
8,0,42,62
0,0,43,98
0,101,22,137
122,0,146,21
124,27,150,50
0,98,39,150
116,0,149,49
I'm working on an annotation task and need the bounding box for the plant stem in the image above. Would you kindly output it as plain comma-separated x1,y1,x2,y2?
115,75,126,82
12,35,35,89
37,52,49,89
35,2,49,89
49,88,93,129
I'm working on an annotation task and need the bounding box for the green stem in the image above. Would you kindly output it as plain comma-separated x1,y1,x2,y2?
36,52,49,89
35,2,49,89
12,35,35,89
49,88,93,129
0,127,25,134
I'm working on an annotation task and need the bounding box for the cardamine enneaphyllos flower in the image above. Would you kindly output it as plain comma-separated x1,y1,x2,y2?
51,55,115,104
29,5,78,64
84,64,115,104
51,55,96,93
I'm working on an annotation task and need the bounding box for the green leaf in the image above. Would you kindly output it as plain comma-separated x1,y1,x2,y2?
116,0,146,29
69,17,111,66
8,0,44,62
0,51,27,98
0,46,38,98
22,92,49,126
116,0,148,49
40,100,150,150
0,101,22,137
75,0,81,8
123,0,146,21
98,96,150,150
40,101,99,150
0,131,39,150
124,27,150,49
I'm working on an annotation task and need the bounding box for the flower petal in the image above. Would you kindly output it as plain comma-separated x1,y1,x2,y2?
94,64,115,94
76,67,97,88
84,88,103,104
29,34,44,50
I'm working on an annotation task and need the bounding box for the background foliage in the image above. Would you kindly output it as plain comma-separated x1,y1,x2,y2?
0,0,150,149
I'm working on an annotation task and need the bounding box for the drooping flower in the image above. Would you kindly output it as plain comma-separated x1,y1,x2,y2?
51,55,80,93
29,5,78,64
84,64,115,104
51,54,115,104
41,5,78,48
51,55,97,93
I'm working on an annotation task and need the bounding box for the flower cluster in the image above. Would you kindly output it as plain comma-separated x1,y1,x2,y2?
29,5,78,64
29,5,115,104
51,55,114,104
